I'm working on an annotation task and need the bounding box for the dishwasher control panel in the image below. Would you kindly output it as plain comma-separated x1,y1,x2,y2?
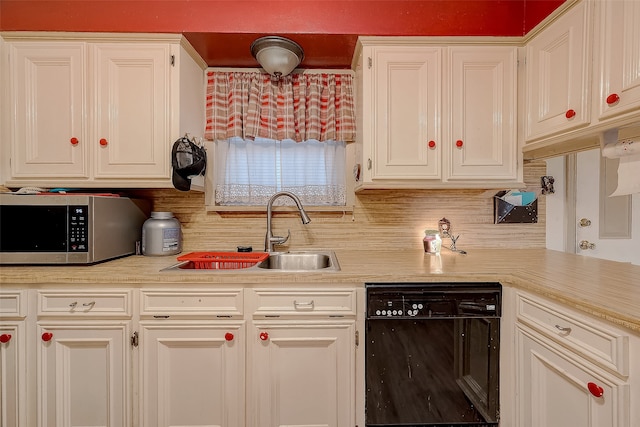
366,282,501,318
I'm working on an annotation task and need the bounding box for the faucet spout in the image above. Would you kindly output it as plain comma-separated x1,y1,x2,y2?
265,191,311,252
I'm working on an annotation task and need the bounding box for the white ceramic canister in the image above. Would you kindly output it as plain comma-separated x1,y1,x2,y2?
141,212,182,256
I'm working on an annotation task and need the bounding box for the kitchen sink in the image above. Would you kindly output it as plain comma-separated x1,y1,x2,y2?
256,251,339,271
161,250,340,272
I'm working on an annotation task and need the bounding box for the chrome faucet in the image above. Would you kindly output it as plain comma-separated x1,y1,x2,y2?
265,191,311,252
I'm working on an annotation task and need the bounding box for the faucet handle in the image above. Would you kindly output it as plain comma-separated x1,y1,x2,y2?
270,229,291,246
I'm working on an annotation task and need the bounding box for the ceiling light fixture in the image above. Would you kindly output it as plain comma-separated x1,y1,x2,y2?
250,36,304,78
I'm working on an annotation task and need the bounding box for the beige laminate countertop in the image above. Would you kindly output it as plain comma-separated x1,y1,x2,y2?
1,248,639,333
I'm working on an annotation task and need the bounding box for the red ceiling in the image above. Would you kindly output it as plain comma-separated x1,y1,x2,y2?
0,1,565,69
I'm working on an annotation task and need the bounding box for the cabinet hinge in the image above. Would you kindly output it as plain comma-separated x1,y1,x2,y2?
355,330,359,347
367,158,372,170
131,331,139,347
367,57,372,69
170,54,175,66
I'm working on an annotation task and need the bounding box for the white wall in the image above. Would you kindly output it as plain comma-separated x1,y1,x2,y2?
545,156,567,252
546,150,640,266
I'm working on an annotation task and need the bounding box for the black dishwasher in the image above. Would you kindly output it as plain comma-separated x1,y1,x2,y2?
365,282,501,427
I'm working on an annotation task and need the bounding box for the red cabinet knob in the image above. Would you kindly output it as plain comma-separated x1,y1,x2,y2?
259,331,269,341
587,382,604,397
428,140,436,149
606,93,620,105
42,332,53,342
565,109,576,119
225,332,234,341
70,137,79,145
455,140,464,148
99,138,108,146
0,334,11,343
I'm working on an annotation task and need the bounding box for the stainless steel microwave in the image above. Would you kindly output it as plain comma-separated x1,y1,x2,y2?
0,194,150,264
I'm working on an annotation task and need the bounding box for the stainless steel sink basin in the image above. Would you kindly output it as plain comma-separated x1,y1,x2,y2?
161,250,340,272
256,251,339,271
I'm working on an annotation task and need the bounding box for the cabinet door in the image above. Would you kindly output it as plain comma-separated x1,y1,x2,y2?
38,323,130,426
367,46,441,180
249,321,355,427
93,43,170,179
0,323,26,427
9,42,88,178
597,0,640,120
516,325,628,427
525,1,592,141
139,322,245,427
448,46,518,181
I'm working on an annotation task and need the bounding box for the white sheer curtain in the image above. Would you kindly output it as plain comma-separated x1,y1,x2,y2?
214,137,346,206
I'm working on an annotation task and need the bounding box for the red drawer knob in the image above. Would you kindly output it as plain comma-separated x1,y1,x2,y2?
606,93,620,105
455,140,464,148
70,137,79,145
99,138,108,146
259,331,269,341
428,140,436,149
225,332,234,341
42,332,53,342
587,382,604,397
0,334,11,343
565,109,576,119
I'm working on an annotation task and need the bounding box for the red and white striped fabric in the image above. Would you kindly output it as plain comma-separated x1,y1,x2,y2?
205,71,355,142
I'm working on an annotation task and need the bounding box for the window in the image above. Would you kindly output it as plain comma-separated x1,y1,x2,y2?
214,137,346,207
204,70,355,210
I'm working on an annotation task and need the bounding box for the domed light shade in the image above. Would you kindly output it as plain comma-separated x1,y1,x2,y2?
251,36,304,78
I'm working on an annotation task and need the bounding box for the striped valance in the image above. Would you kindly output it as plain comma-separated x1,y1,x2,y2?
205,71,355,142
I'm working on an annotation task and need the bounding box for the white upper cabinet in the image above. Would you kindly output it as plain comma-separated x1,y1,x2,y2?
356,39,520,190
362,45,442,182
448,46,518,181
522,0,640,159
596,0,640,121
93,43,170,179
525,0,592,142
9,42,89,179
2,34,205,188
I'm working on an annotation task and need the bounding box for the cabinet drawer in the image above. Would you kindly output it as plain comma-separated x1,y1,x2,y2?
140,289,243,317
252,289,357,317
516,292,628,376
0,290,28,318
37,290,132,318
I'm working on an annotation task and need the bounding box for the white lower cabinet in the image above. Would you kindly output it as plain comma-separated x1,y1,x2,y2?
516,324,627,427
248,321,355,427
138,287,358,427
37,322,131,426
513,290,638,427
0,290,28,427
139,322,245,427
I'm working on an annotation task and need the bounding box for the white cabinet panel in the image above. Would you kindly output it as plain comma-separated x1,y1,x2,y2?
9,42,88,178
448,46,518,180
0,322,27,427
37,323,130,427
516,324,628,427
367,46,442,181
249,321,355,427
139,322,245,427
597,0,640,120
525,1,592,141
93,43,170,179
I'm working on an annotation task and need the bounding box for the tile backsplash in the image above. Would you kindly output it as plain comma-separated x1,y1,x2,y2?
133,161,546,252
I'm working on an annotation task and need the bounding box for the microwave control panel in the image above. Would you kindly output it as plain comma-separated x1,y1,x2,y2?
68,206,88,252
